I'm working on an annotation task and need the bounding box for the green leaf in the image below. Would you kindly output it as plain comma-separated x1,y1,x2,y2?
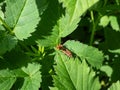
0,63,41,90
0,69,16,90
49,87,58,90
108,81,120,90
57,13,80,38
36,0,63,47
109,49,120,54
37,0,99,47
37,0,98,47
40,55,54,90
37,26,60,47
58,0,99,37
53,51,100,90
99,15,120,31
0,7,4,24
99,15,109,27
100,65,113,77
5,0,40,40
0,24,5,31
0,34,17,55
4,50,31,68
109,16,120,31
64,40,104,68
20,63,42,90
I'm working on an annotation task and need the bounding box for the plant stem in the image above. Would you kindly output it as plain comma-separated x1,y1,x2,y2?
90,11,95,46
103,0,108,6
19,41,32,52
0,17,13,33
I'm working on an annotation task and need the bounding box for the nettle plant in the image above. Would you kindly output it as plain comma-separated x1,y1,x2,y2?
0,0,120,90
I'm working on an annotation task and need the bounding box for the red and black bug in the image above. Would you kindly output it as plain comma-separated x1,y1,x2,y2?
56,44,72,57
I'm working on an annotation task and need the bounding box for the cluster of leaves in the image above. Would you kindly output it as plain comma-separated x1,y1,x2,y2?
0,0,120,90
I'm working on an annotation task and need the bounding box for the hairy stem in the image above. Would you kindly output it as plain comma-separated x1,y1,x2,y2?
0,17,13,34
90,11,96,46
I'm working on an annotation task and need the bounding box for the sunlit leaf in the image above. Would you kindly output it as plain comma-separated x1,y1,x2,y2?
100,65,113,77
64,40,104,68
108,81,120,90
58,0,99,37
109,16,120,31
5,0,40,40
53,51,101,90
99,15,109,27
20,63,42,90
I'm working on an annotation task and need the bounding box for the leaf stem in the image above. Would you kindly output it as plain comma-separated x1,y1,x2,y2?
0,17,13,33
19,41,32,52
90,11,95,46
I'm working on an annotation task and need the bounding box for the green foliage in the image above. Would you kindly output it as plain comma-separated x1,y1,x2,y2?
0,7,4,23
0,35,17,55
64,40,104,68
53,51,101,90
109,49,120,54
109,16,120,31
20,63,42,90
36,0,62,47
99,15,109,27
100,65,113,77
108,81,120,90
0,0,120,89
0,63,41,90
57,0,99,37
99,15,120,31
5,0,40,40
0,69,16,90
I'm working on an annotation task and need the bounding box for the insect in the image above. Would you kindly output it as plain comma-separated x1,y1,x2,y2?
56,44,72,57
